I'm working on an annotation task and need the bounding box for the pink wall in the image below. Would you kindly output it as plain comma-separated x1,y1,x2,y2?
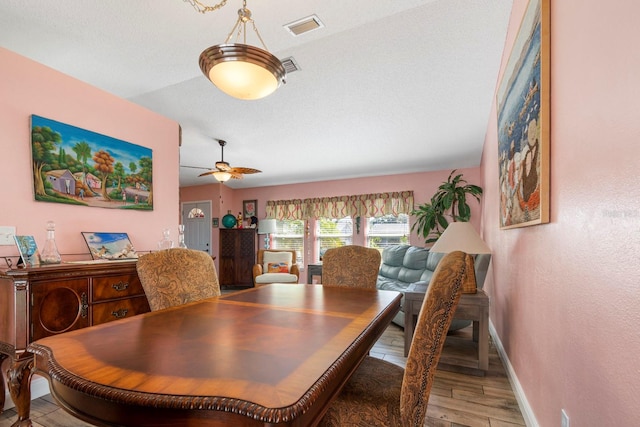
180,167,482,268
0,48,180,260
481,1,640,425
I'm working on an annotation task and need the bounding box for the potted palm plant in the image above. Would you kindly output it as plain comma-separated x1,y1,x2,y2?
412,170,483,243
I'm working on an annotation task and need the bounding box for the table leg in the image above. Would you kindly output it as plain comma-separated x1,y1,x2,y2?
478,313,489,371
404,313,416,357
7,356,34,427
0,353,7,413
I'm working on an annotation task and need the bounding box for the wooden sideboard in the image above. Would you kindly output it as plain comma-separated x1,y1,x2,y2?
218,228,257,287
0,260,149,422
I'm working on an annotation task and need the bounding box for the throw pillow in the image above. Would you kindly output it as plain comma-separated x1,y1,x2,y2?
262,251,292,272
267,262,289,273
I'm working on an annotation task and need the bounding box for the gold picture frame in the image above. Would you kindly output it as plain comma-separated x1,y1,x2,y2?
496,0,550,229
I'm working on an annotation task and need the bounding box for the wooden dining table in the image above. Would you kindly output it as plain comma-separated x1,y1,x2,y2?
28,284,401,427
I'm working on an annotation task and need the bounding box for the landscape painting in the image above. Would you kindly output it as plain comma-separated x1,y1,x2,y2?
496,0,549,228
31,115,153,210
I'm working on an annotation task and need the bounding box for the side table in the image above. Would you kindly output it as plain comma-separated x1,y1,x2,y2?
404,283,489,375
307,263,323,284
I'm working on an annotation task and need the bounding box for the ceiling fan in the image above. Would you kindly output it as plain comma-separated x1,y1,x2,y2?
181,139,261,182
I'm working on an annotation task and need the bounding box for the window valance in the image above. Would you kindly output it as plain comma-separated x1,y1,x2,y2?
265,191,414,221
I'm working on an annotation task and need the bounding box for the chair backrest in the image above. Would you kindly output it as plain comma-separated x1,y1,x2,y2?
136,248,221,311
400,250,467,426
322,245,381,289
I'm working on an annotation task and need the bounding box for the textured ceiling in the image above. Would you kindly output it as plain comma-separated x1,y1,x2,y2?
0,0,513,188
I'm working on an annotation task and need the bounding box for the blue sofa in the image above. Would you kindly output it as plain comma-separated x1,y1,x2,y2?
376,245,490,330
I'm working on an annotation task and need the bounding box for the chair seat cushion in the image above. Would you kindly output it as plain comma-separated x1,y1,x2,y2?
320,356,403,426
255,273,298,284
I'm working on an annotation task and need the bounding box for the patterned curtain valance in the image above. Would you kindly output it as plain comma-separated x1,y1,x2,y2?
265,199,306,220
265,191,414,220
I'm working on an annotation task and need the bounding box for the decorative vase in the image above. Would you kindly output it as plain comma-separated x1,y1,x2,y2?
222,210,237,229
40,221,62,264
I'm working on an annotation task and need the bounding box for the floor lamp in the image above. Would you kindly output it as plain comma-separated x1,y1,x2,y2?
429,222,492,293
257,219,277,249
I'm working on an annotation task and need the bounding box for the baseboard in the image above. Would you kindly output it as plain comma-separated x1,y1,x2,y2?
489,321,539,427
2,375,49,412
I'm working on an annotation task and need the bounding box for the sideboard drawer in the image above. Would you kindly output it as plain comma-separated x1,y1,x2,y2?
92,274,144,302
92,296,150,325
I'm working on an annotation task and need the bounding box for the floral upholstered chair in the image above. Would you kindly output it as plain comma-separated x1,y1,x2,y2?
321,245,381,289
252,249,300,286
319,251,468,427
136,248,221,311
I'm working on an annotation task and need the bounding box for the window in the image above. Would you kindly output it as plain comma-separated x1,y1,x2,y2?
317,217,353,261
272,219,305,266
366,214,409,251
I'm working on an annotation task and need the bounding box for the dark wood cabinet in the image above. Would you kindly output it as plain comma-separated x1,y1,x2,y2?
219,229,257,287
0,261,150,416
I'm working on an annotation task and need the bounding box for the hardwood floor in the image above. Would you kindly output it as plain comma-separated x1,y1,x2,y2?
1,324,525,427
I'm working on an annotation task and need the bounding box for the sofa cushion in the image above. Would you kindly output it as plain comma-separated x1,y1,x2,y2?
378,245,410,281
397,246,430,283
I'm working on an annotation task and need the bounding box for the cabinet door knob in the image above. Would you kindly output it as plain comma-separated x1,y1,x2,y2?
112,282,129,291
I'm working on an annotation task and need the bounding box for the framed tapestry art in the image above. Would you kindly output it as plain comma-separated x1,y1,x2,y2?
31,115,153,210
243,200,257,218
496,0,550,228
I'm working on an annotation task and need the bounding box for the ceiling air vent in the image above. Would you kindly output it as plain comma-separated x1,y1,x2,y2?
281,57,300,74
284,15,324,37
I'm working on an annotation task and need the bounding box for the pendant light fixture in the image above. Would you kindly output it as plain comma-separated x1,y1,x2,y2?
186,0,286,100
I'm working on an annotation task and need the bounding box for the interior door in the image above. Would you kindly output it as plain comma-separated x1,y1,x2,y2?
182,201,212,254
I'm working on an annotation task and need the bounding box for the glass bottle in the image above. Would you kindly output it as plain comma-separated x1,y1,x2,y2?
158,228,174,250
177,224,188,248
40,220,62,264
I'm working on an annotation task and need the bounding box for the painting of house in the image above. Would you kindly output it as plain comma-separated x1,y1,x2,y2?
31,114,153,210
74,172,101,190
45,169,75,195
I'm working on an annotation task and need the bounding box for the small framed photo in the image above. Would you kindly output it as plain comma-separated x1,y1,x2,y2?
14,235,40,267
212,218,219,228
243,200,257,218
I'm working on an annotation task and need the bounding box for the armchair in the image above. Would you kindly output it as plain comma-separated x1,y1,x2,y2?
252,249,300,286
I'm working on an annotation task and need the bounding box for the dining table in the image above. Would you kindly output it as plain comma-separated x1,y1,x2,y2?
27,283,401,426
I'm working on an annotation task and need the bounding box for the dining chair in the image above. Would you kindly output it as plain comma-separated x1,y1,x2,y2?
321,245,381,288
136,248,221,311
319,250,468,427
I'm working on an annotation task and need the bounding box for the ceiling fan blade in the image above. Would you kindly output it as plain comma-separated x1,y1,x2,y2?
197,169,220,177
229,167,262,175
180,165,212,171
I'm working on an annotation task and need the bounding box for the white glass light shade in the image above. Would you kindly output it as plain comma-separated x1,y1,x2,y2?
199,43,286,100
212,171,232,182
429,222,491,254
257,219,277,235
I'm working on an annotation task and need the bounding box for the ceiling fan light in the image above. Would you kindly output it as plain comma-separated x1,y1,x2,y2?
200,43,286,100
212,171,232,182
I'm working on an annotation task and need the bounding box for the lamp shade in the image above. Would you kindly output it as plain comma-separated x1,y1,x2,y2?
199,44,285,100
212,171,232,182
429,222,491,254
257,219,277,235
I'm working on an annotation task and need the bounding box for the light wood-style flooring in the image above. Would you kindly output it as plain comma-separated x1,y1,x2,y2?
1,324,525,427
